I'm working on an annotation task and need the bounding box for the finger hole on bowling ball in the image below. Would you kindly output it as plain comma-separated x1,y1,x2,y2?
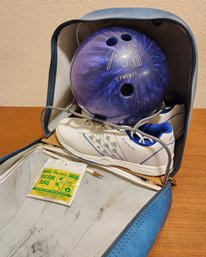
121,34,132,41
106,37,118,46
152,20,163,27
120,84,134,97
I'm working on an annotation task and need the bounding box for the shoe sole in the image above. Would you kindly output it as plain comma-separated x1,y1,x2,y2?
56,130,174,177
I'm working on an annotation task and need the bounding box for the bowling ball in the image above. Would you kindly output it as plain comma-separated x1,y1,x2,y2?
70,26,170,125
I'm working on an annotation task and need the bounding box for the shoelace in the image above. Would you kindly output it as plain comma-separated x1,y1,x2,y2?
83,119,114,131
41,101,172,184
133,132,154,144
83,120,154,145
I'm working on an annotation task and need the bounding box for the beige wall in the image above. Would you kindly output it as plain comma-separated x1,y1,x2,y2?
0,0,205,107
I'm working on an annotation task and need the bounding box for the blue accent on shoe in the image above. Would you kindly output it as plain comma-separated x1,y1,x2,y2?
102,182,172,257
127,122,172,146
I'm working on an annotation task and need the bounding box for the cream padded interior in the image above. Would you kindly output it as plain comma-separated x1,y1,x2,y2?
0,144,156,257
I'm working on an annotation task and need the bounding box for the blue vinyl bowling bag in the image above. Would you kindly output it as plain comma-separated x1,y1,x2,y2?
0,8,197,257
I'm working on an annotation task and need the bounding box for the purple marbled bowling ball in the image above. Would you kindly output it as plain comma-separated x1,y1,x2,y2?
70,26,170,125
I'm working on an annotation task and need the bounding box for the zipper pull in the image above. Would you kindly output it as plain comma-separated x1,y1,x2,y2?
169,177,176,186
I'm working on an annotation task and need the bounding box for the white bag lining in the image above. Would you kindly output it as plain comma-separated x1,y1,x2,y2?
0,145,156,257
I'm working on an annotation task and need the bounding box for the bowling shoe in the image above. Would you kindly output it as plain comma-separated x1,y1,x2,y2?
56,118,175,176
